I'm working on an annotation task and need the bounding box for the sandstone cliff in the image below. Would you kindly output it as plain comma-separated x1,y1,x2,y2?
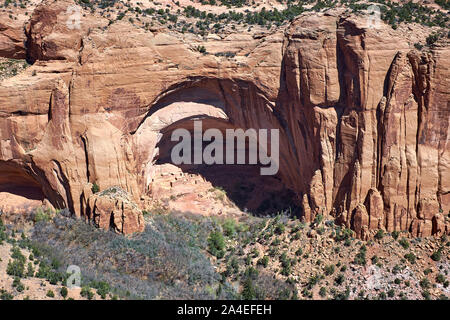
0,0,448,237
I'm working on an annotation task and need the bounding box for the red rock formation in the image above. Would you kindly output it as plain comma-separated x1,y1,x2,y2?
0,1,448,236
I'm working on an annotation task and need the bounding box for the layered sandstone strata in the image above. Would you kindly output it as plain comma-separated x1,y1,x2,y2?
0,0,448,236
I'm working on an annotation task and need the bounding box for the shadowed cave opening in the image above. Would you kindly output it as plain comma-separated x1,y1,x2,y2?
0,162,44,201
153,119,299,216
0,162,46,222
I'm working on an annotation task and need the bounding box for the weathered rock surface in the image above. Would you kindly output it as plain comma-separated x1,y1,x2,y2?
85,186,145,235
0,0,448,236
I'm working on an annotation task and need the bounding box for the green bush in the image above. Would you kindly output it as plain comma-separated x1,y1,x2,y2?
353,245,367,266
334,274,345,286
274,223,285,235
426,33,440,46
431,248,442,261
207,230,225,258
387,289,395,298
196,45,207,54
0,289,13,300
60,287,68,299
46,290,55,298
7,259,25,278
404,253,416,264
313,214,323,226
436,274,446,284
91,183,100,194
324,265,335,276
374,229,384,240
92,281,110,299
81,286,94,300
222,219,236,237
422,290,431,300
12,277,24,292
419,278,431,289
398,238,410,249
257,256,269,268
34,207,51,223
26,262,34,277
241,277,256,300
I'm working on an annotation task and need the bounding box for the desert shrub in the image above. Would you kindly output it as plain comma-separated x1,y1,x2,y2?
335,227,353,242
419,278,431,289
11,246,26,263
222,219,237,237
334,274,345,286
229,257,239,274
333,288,350,300
414,43,423,50
422,290,431,300
404,253,416,264
26,262,34,277
257,256,269,268
436,274,446,284
431,248,442,261
374,229,384,240
241,277,256,300
12,277,24,292
60,287,68,299
307,274,322,289
46,290,55,298
274,223,285,235
0,289,13,300
324,265,335,276
81,286,94,300
196,45,207,54
319,286,327,297
244,266,259,279
0,219,7,243
91,183,100,194
398,238,410,249
353,245,367,266
371,255,379,264
313,214,323,226
387,289,395,298
30,214,233,299
426,32,440,46
279,252,292,276
34,207,51,223
392,264,401,274
7,259,25,278
207,230,225,258
391,231,400,239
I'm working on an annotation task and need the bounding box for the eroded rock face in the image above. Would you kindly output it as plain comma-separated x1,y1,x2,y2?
0,0,448,236
85,186,145,235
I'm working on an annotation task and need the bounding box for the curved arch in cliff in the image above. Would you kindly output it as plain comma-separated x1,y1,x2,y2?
134,78,301,215
0,161,45,216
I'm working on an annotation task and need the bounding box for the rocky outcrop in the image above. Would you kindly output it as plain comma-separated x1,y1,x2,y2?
0,17,27,59
0,0,448,236
85,186,145,235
